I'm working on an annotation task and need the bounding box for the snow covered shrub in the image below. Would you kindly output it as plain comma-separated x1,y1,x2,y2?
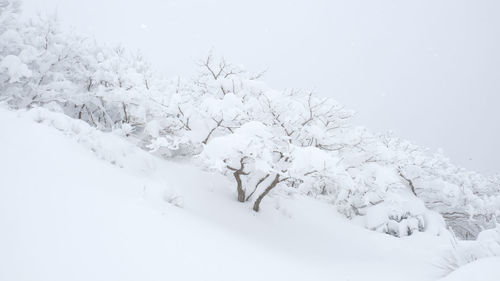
437,225,500,276
379,134,500,239
0,0,30,101
359,195,428,237
0,2,185,155
193,56,359,211
201,121,283,208
201,122,351,212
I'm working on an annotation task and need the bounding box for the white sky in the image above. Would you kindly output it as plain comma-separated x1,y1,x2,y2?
22,0,500,175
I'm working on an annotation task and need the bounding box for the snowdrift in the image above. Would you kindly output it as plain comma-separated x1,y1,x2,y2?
0,107,454,281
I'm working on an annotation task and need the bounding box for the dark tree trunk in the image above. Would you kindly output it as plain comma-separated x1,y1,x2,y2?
253,174,280,212
122,102,129,123
398,170,417,196
234,170,246,202
245,174,270,201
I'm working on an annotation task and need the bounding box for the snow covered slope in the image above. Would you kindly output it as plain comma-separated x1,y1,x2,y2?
0,107,459,281
438,257,500,281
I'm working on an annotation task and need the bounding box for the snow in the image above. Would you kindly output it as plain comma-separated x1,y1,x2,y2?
0,54,32,82
438,257,500,281
0,106,454,281
0,2,498,279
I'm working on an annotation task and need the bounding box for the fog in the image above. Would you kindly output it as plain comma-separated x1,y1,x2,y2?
23,0,500,175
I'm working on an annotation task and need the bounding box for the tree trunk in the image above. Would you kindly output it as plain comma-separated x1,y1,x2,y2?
245,174,270,201
228,157,249,203
122,102,129,123
398,170,417,196
253,174,280,212
234,170,246,202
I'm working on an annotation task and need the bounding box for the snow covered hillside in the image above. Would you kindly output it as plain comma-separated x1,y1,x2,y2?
1,0,500,280
0,107,476,281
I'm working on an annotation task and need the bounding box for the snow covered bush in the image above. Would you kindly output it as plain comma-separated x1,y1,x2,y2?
201,121,282,209
379,134,500,239
0,0,179,150
201,118,353,212
437,225,500,276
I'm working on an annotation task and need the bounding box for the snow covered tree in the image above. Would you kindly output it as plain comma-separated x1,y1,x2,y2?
201,121,284,210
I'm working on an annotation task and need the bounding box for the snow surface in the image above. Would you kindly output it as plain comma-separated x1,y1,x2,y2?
438,257,500,281
0,106,483,281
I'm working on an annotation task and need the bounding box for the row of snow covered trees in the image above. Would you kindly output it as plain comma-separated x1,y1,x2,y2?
1,0,499,239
